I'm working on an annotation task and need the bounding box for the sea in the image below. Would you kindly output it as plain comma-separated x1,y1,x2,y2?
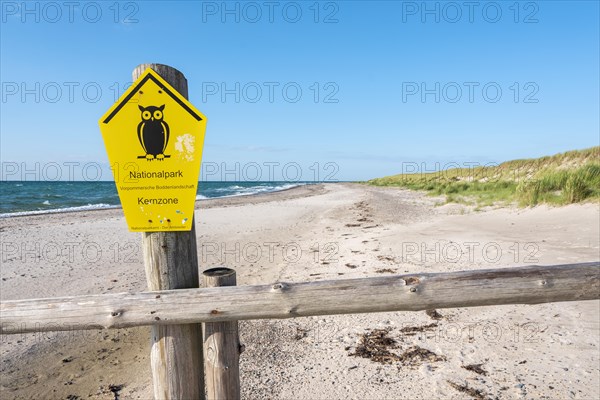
0,181,306,218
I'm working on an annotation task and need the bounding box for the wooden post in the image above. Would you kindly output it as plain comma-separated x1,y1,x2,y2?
202,268,241,400
135,63,204,400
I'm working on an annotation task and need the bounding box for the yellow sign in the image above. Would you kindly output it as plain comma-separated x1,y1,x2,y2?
99,68,207,232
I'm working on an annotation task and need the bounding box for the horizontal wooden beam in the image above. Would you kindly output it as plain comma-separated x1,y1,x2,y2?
1,262,599,335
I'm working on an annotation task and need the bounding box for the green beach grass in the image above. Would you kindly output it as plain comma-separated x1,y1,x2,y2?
367,147,600,207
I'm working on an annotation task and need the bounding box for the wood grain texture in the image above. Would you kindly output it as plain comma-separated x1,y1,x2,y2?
133,63,189,98
202,268,241,400
2,263,598,334
134,63,204,400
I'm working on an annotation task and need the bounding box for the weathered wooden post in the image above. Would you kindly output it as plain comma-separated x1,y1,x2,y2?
134,64,204,400
202,267,241,400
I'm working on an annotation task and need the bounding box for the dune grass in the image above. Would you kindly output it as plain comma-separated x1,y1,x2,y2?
367,147,600,207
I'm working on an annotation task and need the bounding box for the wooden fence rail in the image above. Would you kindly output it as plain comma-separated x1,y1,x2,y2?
2,262,599,335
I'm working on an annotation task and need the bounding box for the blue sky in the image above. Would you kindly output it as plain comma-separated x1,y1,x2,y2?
1,0,599,181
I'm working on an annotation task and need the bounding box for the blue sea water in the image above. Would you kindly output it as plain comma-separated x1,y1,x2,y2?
0,181,304,217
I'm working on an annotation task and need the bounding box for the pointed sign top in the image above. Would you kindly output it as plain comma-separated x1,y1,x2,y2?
101,68,203,125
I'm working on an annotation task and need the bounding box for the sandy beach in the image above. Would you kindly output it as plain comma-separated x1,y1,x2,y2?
1,183,598,399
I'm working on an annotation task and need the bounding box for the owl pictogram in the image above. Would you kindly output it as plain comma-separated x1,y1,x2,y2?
137,105,170,161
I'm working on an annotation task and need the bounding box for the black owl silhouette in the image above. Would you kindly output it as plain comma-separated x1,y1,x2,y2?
137,105,170,161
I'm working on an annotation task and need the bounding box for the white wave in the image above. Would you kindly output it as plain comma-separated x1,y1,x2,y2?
202,183,302,199
1,184,306,217
42,200,51,205
0,203,118,218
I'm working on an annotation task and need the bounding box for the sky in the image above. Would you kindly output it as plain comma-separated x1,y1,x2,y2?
1,0,599,182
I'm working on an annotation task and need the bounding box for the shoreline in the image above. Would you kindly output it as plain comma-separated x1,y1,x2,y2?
0,181,326,220
0,183,327,226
